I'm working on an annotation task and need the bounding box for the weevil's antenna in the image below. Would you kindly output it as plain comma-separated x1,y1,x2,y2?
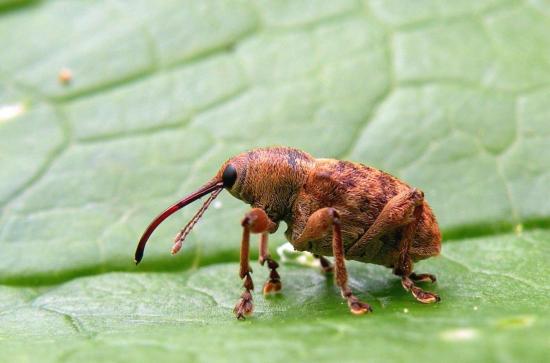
171,187,222,255
134,181,224,264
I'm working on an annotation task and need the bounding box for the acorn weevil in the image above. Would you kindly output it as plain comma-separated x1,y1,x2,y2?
135,147,441,319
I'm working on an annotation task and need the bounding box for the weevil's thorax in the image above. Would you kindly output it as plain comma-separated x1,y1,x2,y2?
220,147,315,222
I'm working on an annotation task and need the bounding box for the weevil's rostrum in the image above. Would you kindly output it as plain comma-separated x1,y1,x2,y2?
135,146,442,319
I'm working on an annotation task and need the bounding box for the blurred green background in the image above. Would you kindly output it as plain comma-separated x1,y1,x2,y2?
0,0,548,362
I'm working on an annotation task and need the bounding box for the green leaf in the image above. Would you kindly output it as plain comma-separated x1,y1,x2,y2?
0,0,548,362
1,231,549,362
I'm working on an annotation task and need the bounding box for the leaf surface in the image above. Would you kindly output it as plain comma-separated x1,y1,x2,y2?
0,1,548,362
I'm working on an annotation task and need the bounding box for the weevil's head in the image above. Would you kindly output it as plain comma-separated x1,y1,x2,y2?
135,147,314,264
216,147,314,220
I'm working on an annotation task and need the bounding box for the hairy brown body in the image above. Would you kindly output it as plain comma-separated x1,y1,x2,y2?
288,158,441,267
222,147,441,268
136,146,442,318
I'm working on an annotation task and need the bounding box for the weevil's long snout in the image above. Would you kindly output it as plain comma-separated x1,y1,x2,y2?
134,179,224,264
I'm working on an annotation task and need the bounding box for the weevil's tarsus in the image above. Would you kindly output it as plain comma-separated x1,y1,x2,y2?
401,276,441,303
262,263,282,295
259,231,282,295
171,187,223,255
134,181,224,264
234,289,254,320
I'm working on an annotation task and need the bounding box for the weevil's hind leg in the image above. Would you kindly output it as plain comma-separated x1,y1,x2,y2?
393,200,440,304
341,187,439,304
348,188,425,257
314,254,333,274
295,208,372,315
259,232,282,295
234,208,276,319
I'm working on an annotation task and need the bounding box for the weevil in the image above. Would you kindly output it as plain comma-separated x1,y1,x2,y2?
135,147,441,319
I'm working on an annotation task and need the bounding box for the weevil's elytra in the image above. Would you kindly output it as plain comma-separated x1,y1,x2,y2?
135,146,442,319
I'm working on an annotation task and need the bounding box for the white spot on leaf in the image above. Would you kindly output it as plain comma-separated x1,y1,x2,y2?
0,102,25,123
277,242,319,267
440,328,478,341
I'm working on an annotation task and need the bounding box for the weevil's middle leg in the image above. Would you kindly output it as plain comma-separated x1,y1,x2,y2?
294,208,372,315
259,232,282,295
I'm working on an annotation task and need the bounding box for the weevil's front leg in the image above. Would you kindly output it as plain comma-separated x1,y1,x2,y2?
234,208,276,319
394,202,440,304
259,231,282,295
295,208,372,315
233,217,254,319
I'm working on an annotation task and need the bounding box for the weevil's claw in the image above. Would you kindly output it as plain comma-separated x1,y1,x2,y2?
401,276,440,304
234,290,254,319
262,280,282,295
410,272,437,283
411,288,441,304
347,295,373,315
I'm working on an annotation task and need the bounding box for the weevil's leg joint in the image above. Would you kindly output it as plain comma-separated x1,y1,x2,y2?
242,208,276,233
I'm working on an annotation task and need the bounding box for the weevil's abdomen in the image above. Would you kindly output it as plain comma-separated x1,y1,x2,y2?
285,159,441,266
409,200,441,260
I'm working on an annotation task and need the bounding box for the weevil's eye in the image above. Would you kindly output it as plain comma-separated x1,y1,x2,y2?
222,164,237,189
